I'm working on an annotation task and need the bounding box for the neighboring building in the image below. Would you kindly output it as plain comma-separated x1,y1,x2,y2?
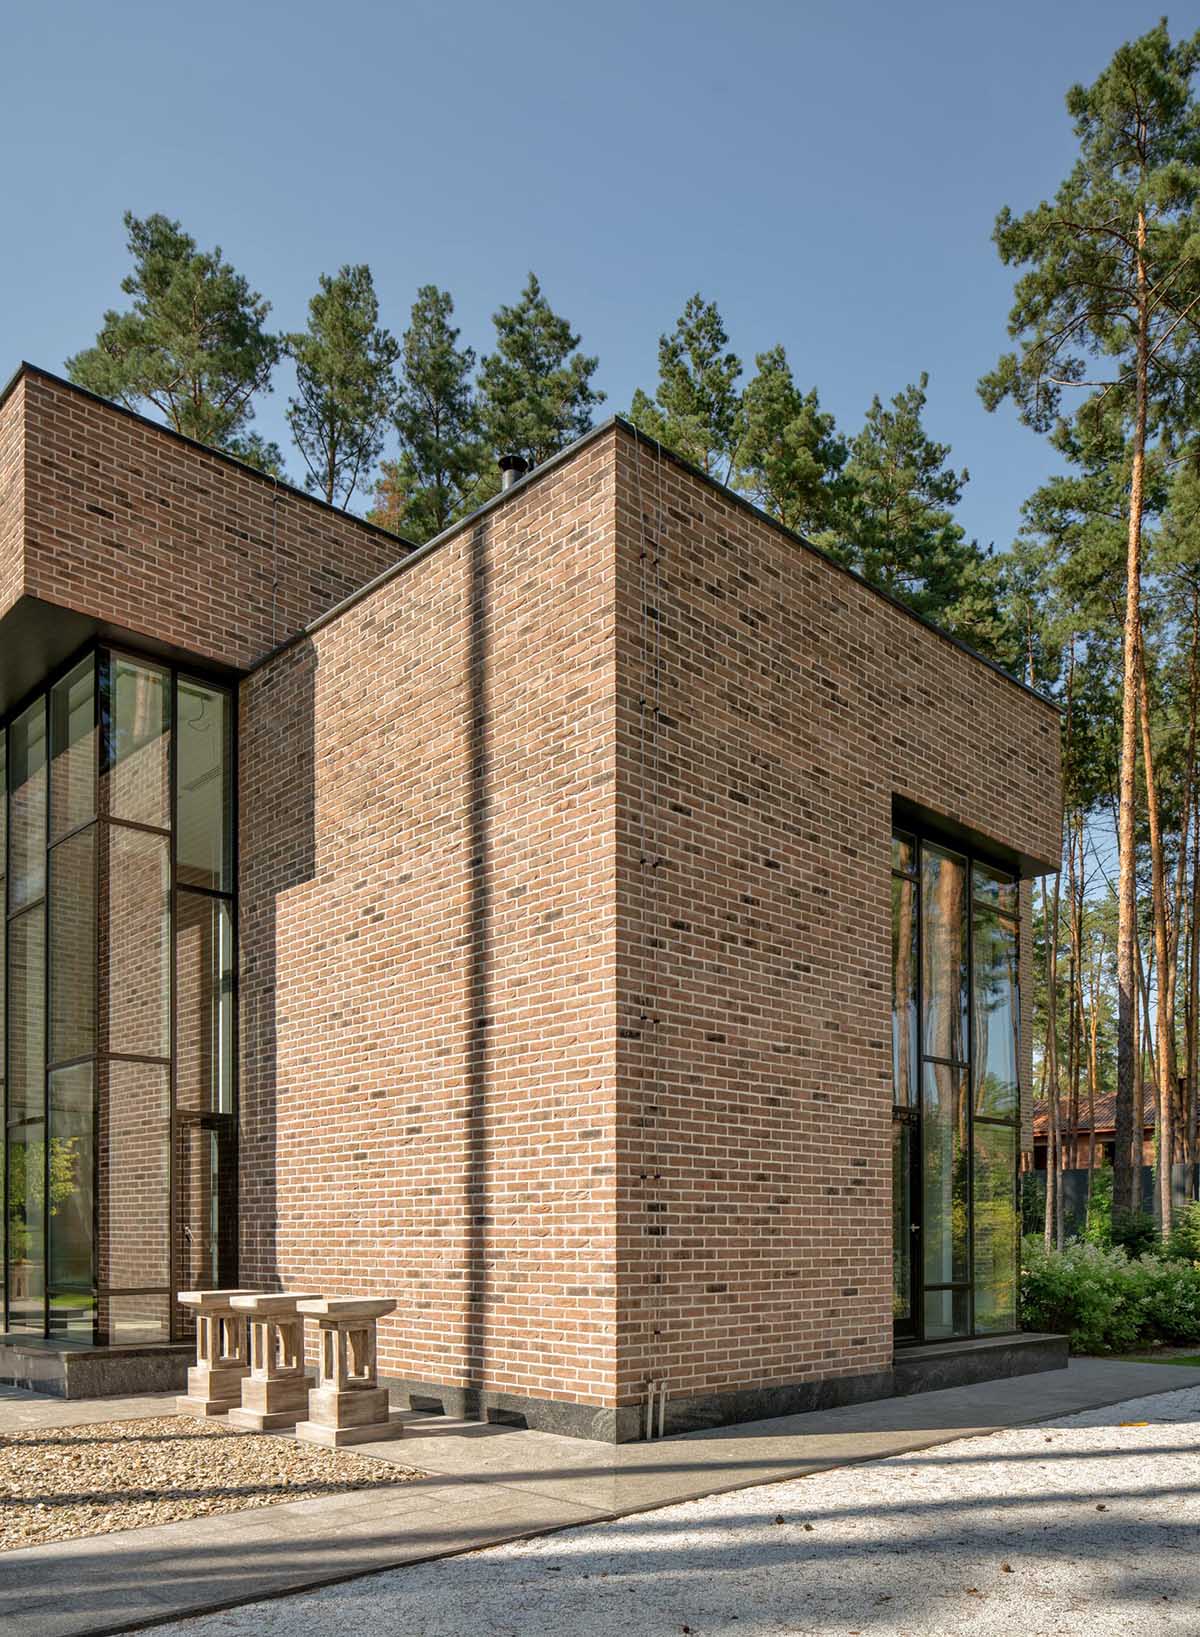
1031,1093,1156,1170
0,364,1064,1436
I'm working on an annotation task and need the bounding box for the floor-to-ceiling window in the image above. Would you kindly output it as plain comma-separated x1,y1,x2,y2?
2,646,237,1342
891,826,1020,1342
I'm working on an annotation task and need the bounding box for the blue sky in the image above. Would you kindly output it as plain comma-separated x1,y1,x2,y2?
0,0,1177,544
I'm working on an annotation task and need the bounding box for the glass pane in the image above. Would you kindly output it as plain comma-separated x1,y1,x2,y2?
973,904,1019,1119
48,1063,95,1301
105,657,170,829
974,1122,1018,1334
177,1121,238,1291
973,862,1019,918
50,658,96,840
6,1122,46,1331
892,1121,913,1323
924,1287,970,1342
176,893,235,1114
7,908,45,1122
177,680,232,892
97,1060,169,1289
49,828,96,1065
921,843,968,1064
9,698,47,910
892,830,915,873
97,1292,170,1346
105,826,170,1058
923,1060,969,1287
892,873,918,1106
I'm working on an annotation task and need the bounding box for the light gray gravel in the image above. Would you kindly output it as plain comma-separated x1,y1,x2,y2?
164,1384,1200,1636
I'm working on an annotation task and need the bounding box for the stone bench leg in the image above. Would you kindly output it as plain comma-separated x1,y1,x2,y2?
294,1299,404,1447
227,1294,320,1431
175,1291,255,1417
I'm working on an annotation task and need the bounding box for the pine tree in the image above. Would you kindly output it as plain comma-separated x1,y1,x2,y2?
287,264,398,508
370,286,489,543
67,211,280,451
843,375,1007,657
630,293,742,480
736,345,848,541
478,273,602,466
980,21,1200,1217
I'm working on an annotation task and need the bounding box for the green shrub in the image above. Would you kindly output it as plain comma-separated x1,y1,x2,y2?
1082,1167,1114,1246
1111,1208,1160,1258
1021,1234,1200,1352
1131,1254,1200,1343
1166,1200,1200,1264
1021,1237,1143,1353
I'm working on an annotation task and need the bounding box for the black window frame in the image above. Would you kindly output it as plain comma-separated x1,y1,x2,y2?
2,639,239,1343
892,823,1021,1346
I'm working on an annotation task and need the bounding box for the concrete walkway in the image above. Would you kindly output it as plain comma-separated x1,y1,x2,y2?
2,1360,1199,1637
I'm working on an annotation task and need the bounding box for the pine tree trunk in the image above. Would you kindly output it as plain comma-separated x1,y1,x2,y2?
1114,203,1149,1219
1138,656,1177,1234
1044,873,1064,1248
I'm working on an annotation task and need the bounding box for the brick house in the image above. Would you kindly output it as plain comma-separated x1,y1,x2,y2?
0,363,1063,1436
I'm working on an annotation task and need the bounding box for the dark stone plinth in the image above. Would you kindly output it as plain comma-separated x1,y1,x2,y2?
0,1337,191,1399
382,1332,1068,1444
892,1331,1069,1396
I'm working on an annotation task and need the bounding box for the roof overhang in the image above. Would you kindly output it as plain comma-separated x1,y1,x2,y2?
0,595,242,717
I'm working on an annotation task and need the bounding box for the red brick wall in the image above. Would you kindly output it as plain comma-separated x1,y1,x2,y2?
0,375,25,619
238,420,1060,1425
239,434,622,1411
11,368,405,669
611,427,1060,1412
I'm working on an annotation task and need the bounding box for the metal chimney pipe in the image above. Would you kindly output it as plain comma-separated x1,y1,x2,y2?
498,453,529,491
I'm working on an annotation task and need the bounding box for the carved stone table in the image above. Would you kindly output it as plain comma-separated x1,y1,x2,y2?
226,1292,321,1431
293,1298,404,1446
175,1289,256,1416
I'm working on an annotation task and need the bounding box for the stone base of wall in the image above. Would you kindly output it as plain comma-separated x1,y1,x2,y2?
0,1339,191,1399
384,1333,1068,1444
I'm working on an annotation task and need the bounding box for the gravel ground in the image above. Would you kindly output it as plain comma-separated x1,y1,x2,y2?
0,1416,422,1552
166,1384,1200,1637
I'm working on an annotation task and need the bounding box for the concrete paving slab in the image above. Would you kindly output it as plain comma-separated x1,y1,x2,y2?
4,1358,1200,1637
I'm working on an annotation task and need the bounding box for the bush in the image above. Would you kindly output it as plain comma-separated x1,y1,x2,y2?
1111,1208,1160,1258
1166,1200,1200,1264
1021,1234,1200,1352
1021,1237,1144,1354
1132,1254,1200,1343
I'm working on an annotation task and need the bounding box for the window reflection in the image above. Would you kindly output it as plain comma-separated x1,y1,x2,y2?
921,844,967,1064
177,681,231,892
973,904,1019,1119
9,700,47,910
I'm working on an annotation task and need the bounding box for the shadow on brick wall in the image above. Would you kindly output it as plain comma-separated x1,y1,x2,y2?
461,511,492,1412
238,637,316,1293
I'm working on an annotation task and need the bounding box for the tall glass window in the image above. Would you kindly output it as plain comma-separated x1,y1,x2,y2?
2,647,236,1341
891,826,1021,1343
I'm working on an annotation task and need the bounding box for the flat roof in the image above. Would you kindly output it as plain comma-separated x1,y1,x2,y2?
2,361,1058,716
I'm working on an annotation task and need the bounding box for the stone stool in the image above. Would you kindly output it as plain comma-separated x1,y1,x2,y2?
294,1298,404,1446
175,1290,256,1416
226,1292,321,1431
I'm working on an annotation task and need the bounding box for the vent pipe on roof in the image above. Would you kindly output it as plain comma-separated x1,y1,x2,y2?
498,452,529,491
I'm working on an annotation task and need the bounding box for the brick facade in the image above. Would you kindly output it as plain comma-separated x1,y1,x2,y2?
1,373,1062,1437
611,431,1059,1421
239,433,623,1428
2,367,405,668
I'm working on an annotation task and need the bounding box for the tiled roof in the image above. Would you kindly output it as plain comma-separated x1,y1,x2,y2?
1032,1091,1156,1135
